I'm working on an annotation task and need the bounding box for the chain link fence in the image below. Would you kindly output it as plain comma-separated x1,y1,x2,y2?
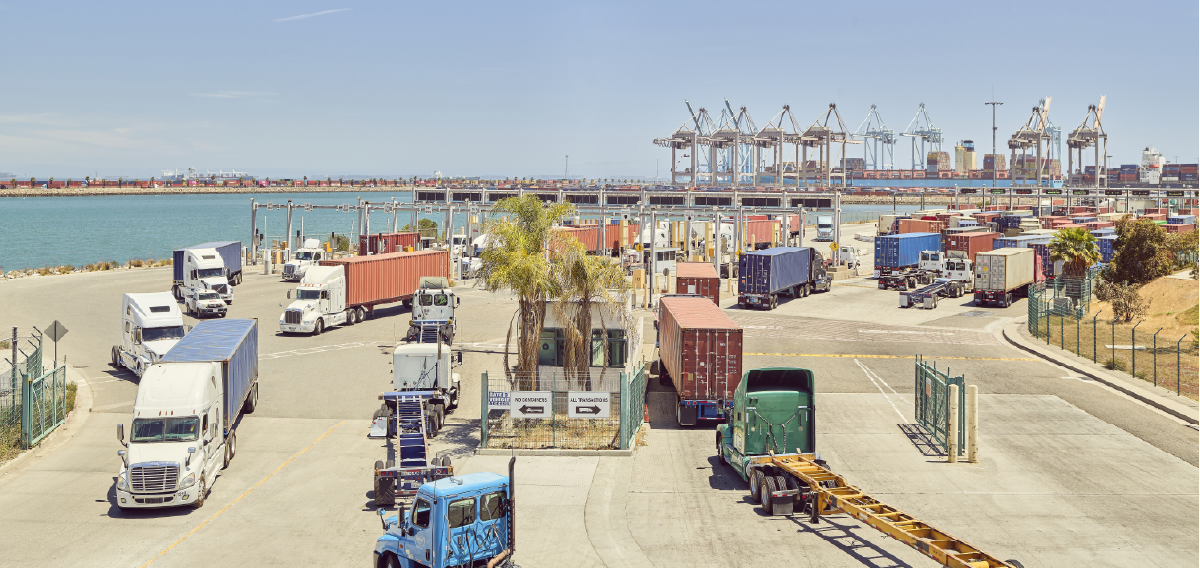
481,365,646,450
914,355,965,457
1029,278,1198,400
3,328,44,431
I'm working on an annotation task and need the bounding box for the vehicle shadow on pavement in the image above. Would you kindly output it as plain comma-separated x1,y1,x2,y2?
100,479,201,519
787,515,915,568
705,456,747,491
99,366,139,386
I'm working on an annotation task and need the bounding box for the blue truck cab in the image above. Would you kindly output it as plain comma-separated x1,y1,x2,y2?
374,458,516,568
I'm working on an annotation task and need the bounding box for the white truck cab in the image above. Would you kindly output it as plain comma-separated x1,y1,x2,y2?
945,255,975,292
280,265,353,335
112,293,187,377
282,238,325,282
918,251,947,273
184,290,228,319
114,363,223,509
836,245,862,269
392,342,461,411
816,216,834,241
177,248,233,304
409,277,459,343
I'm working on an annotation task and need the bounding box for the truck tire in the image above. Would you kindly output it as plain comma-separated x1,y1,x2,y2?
357,307,367,323
803,283,811,297
312,319,324,336
111,347,120,368
345,309,355,325
716,434,727,465
380,552,401,568
193,474,206,508
223,430,236,469
243,383,258,414
1004,561,1025,568
762,476,778,515
658,363,671,386
749,470,763,503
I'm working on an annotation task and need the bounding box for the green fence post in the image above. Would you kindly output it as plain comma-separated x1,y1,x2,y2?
1152,328,1162,388
1178,336,1185,396
1131,321,1141,378
1093,312,1099,362
620,372,629,450
20,370,31,449
1111,319,1115,366
480,371,488,449
1075,316,1080,355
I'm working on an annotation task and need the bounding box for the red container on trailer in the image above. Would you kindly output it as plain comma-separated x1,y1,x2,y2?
675,262,720,305
358,232,421,255
943,231,999,261
657,297,743,422
1085,222,1114,230
320,250,448,309
742,219,779,246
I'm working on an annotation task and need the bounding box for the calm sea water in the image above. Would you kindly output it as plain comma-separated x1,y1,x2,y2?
0,192,921,271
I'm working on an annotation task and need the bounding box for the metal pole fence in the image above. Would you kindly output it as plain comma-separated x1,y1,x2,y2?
1153,328,1162,388
1131,321,1141,379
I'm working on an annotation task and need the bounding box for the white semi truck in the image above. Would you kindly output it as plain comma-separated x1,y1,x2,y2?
386,341,462,432
172,241,241,304
815,216,834,242
115,319,259,509
407,277,460,344
281,238,327,282
111,292,188,378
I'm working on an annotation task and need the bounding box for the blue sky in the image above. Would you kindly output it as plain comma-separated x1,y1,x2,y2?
0,0,1196,179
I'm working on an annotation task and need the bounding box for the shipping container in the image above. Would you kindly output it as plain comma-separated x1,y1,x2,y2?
159,318,258,429
738,247,827,307
874,232,942,274
320,250,449,308
897,219,945,234
599,223,640,251
657,296,743,425
553,226,599,253
974,248,1036,306
1098,235,1118,263
359,232,420,255
742,219,780,247
1168,215,1196,225
944,231,998,262
1165,223,1195,234
675,262,720,305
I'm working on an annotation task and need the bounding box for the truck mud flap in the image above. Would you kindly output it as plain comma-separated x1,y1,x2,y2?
677,403,699,427
770,489,798,516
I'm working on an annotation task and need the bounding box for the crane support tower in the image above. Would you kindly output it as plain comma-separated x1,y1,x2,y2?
1067,96,1107,190
902,103,944,170
855,104,896,170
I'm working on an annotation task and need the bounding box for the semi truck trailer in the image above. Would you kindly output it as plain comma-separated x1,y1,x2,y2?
737,247,830,310
973,248,1035,308
873,232,942,277
111,292,187,378
657,296,743,426
279,250,450,335
115,318,259,509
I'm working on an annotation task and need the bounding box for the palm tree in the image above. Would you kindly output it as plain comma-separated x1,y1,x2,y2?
1050,227,1101,277
476,195,574,389
550,237,631,390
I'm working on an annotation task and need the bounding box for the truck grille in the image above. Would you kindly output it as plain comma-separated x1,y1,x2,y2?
211,284,228,294
285,309,302,324
283,265,295,277
130,463,178,492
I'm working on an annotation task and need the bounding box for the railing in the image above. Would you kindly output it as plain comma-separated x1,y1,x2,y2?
914,355,965,457
481,365,646,450
21,366,68,448
3,327,43,432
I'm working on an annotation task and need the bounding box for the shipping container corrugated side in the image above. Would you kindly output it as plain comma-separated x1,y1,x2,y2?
675,262,720,305
975,248,1035,293
874,233,942,269
359,232,420,255
160,318,258,428
739,247,812,295
192,241,243,275
553,226,599,252
943,231,998,261
658,297,742,402
320,250,449,307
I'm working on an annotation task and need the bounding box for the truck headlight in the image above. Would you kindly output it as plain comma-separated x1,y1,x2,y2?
117,472,129,491
180,473,196,488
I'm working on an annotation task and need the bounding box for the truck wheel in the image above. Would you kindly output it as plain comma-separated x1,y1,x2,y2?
223,430,236,469
380,552,401,568
356,307,367,322
803,283,811,297
762,476,778,515
193,475,206,508
312,319,324,336
716,434,727,465
242,383,258,414
749,470,763,503
344,309,355,326
111,347,120,368
1004,561,1025,568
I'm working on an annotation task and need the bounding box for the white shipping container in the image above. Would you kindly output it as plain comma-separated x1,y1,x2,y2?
974,248,1035,293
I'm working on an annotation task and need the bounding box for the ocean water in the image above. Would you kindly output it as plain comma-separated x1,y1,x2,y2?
0,192,922,271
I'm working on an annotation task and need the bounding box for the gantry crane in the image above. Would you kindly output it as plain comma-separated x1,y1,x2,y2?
654,101,717,185
708,102,758,187
754,106,806,188
855,104,896,170
901,103,943,170
1066,96,1107,190
1008,97,1053,187
799,103,860,189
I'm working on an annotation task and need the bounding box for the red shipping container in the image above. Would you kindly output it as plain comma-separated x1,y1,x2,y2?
1039,216,1066,229
675,262,720,305
742,219,780,246
897,219,944,234
320,250,449,309
1085,222,1114,230
598,223,640,250
745,215,768,221
553,226,598,253
358,232,421,255
1164,224,1195,234
1141,213,1167,221
657,296,742,403
943,231,999,261
984,205,1008,211
973,213,1001,224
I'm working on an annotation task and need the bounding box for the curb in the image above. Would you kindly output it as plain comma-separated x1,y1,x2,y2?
475,448,634,457
1002,324,1198,425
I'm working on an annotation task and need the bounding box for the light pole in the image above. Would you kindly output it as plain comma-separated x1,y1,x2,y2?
985,101,1003,194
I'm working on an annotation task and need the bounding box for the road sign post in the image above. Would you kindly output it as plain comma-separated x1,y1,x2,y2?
45,320,68,368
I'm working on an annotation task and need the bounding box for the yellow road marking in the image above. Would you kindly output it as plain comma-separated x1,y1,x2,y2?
745,353,1035,361
141,421,344,567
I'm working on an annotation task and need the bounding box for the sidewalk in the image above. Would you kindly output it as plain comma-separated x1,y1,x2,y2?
0,365,95,475
1002,318,1199,425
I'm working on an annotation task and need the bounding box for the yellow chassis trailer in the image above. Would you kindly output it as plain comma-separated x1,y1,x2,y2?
747,453,1022,568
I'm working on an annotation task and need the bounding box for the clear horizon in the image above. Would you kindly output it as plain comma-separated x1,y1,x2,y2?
1,0,1197,179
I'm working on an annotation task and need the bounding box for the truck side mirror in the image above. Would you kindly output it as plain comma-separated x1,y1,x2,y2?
186,446,196,466
455,351,463,365
456,297,460,307
377,508,388,529
286,290,292,299
117,424,126,447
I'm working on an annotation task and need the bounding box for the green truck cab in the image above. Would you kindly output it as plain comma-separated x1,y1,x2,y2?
716,367,818,483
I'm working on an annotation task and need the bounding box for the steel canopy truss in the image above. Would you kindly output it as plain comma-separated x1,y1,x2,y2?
1008,97,1053,187
1066,95,1107,190
901,103,943,170
854,105,896,170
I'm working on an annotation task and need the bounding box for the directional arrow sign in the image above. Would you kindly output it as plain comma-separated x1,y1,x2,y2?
567,392,610,419
509,391,550,418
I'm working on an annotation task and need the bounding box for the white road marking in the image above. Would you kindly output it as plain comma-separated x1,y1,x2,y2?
854,359,908,423
260,341,384,360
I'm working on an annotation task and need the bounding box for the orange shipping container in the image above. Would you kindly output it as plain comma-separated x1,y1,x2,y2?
943,231,999,261
319,250,449,309
598,223,640,250
657,296,742,406
358,232,420,255
675,262,720,305
553,226,599,253
1164,223,1194,234
742,219,779,246
897,219,945,234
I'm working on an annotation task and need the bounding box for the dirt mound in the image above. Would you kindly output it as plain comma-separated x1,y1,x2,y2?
1087,276,1199,338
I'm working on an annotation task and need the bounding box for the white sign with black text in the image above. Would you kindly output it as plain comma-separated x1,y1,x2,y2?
567,392,611,419
509,391,551,418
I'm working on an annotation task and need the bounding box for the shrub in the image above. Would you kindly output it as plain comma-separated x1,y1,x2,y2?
129,259,144,268
1133,370,1148,381
1103,357,1128,371
1097,281,1148,323
60,265,74,273
36,267,51,276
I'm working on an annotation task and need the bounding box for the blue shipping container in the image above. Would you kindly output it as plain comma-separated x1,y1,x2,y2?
160,318,258,428
173,241,243,281
739,247,813,295
1098,235,1118,263
874,233,942,270
1168,215,1195,225
1090,228,1115,237
995,235,1050,249
1069,217,1099,224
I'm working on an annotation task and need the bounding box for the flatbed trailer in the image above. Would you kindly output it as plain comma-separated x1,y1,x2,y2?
368,391,453,506
900,278,966,308
877,268,938,291
745,452,1024,568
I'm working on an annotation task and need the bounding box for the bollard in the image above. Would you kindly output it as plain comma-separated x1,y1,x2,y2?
947,383,959,463
966,385,978,463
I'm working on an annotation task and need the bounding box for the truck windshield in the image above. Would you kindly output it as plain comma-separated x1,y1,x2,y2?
196,268,224,278
197,292,220,300
131,417,200,443
297,289,321,300
434,294,449,306
141,326,185,342
295,251,314,260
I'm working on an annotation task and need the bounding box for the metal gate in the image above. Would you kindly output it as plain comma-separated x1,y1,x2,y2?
914,355,965,456
22,365,68,448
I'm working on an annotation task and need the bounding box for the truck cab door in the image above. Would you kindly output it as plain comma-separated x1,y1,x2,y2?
408,497,434,565
445,495,480,565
